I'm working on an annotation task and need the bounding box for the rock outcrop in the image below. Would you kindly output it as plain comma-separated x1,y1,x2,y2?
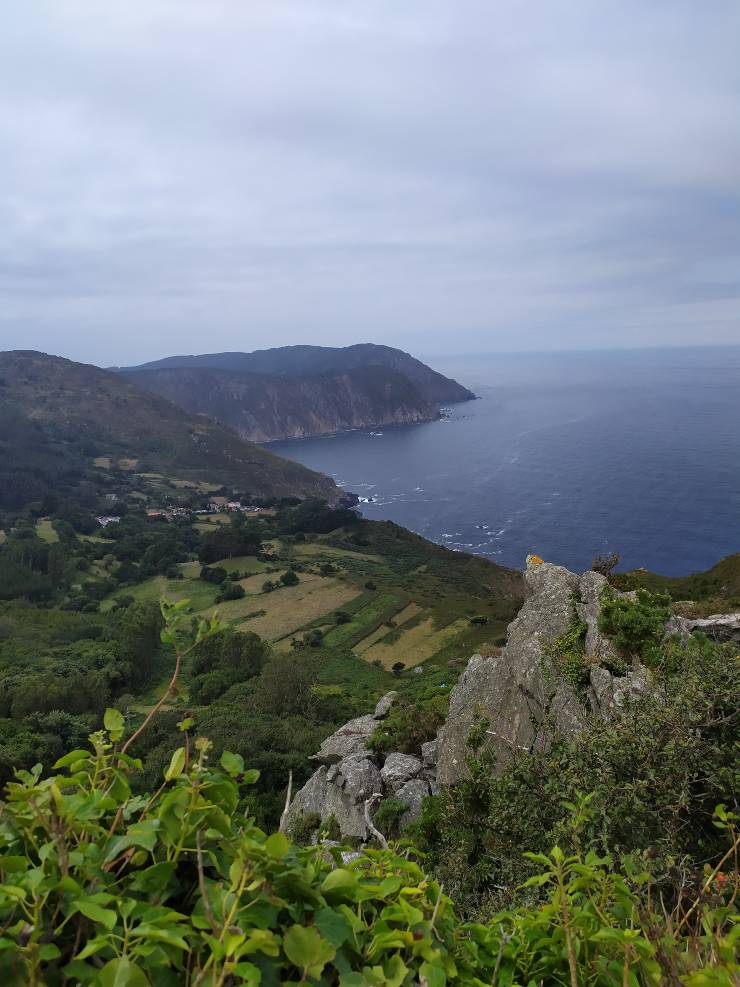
436,557,652,786
288,556,675,841
665,613,740,644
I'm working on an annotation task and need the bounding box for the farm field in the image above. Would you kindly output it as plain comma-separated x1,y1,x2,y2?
213,573,361,641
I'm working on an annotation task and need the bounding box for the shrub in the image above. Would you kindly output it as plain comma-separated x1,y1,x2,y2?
334,610,351,625
370,694,448,755
279,570,299,587
215,582,246,603
373,798,409,839
199,565,227,585
543,614,590,693
0,722,736,986
419,633,739,919
599,586,672,664
592,551,621,578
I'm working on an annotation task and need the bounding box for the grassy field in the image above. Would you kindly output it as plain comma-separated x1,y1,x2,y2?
212,573,361,642
102,518,523,706
35,519,59,544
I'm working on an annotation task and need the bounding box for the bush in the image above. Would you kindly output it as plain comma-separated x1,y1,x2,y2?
334,610,351,625
279,570,299,587
199,565,227,585
215,583,246,603
373,798,409,839
0,719,736,985
419,634,739,918
370,694,448,755
599,587,672,664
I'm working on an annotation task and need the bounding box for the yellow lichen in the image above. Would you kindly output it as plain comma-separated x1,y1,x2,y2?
527,554,545,565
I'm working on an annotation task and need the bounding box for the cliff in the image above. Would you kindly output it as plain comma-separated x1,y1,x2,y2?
118,343,475,405
125,364,441,442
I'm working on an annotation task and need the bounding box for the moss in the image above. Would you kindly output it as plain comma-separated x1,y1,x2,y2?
543,615,590,695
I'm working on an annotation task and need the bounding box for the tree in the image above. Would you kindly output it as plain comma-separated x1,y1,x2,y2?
199,565,227,584
199,523,262,565
216,583,246,603
391,661,405,677
253,652,317,716
279,570,299,587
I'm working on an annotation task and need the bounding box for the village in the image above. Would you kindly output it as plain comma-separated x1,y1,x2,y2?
96,496,268,528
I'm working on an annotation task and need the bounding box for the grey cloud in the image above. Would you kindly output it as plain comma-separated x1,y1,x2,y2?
0,0,738,365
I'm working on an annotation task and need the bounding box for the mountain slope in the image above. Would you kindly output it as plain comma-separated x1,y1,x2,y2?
125,365,441,442
118,343,475,405
0,351,340,510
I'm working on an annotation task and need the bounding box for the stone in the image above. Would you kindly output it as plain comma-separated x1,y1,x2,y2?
576,570,624,669
311,714,377,764
286,766,369,840
420,739,439,769
380,752,422,792
395,778,430,826
665,613,740,644
588,663,651,715
436,558,586,785
286,756,381,841
336,756,382,803
373,691,398,719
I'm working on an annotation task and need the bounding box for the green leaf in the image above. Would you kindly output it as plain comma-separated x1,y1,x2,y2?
53,749,92,769
264,832,289,859
314,906,353,947
38,943,61,960
242,768,260,785
220,750,244,776
164,747,186,781
320,868,358,898
130,924,189,950
104,819,161,864
419,959,447,987
98,957,151,987
283,924,335,978
72,899,118,931
104,708,125,742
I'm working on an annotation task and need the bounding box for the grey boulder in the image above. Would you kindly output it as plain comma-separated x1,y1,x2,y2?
311,714,377,764
380,752,422,792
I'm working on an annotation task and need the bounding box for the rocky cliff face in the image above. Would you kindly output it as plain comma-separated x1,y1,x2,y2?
436,558,651,785
118,343,476,406
288,556,659,843
126,365,442,442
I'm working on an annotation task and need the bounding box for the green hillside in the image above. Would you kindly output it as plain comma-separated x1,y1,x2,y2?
0,350,339,511
615,552,740,614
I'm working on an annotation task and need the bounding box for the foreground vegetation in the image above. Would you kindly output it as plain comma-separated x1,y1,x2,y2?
1,716,736,984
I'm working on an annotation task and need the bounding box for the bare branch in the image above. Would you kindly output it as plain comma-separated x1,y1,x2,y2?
278,769,293,834
364,792,388,850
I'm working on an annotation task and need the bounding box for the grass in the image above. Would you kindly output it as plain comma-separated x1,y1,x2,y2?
200,572,361,642
35,519,59,544
217,555,268,575
101,574,219,612
361,616,470,669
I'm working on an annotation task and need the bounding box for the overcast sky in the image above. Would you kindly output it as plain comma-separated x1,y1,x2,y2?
1,1,739,366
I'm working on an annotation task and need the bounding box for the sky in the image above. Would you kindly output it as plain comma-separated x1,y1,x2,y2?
0,1,739,366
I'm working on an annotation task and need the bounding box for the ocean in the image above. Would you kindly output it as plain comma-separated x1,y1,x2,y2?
270,347,740,576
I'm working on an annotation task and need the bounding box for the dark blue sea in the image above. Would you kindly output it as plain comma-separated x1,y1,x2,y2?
271,348,740,576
